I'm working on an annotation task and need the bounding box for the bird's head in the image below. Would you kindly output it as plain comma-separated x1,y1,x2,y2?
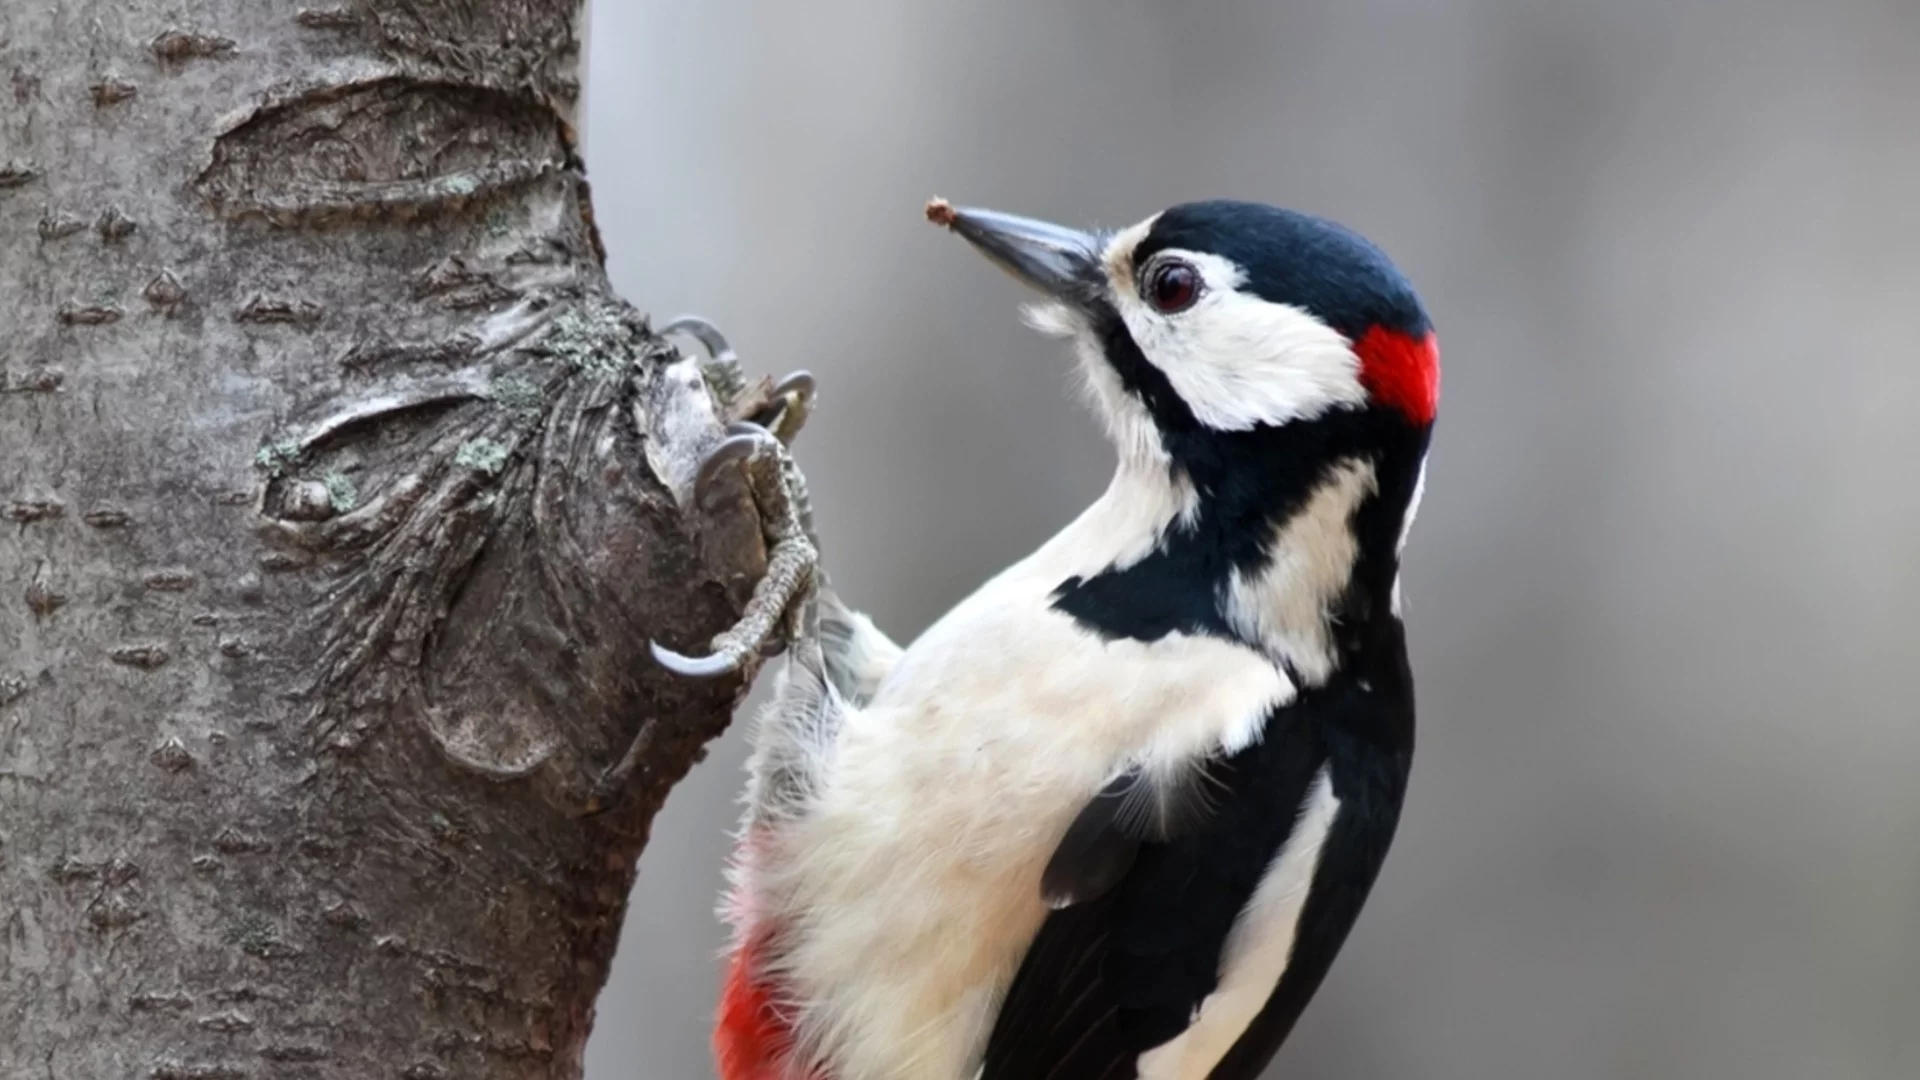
928,198,1437,472
930,198,1439,642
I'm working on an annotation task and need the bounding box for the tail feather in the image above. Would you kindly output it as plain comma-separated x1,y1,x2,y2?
716,920,809,1080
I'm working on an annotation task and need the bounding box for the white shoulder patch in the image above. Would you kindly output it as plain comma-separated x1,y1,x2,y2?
1135,765,1342,1080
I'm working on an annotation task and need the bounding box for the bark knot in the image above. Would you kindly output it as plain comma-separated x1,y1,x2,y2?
150,31,237,64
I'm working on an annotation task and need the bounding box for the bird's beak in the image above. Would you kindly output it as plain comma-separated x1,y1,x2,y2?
926,199,1106,308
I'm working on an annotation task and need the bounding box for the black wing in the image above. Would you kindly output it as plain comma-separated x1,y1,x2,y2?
1039,770,1143,910
981,667,1413,1080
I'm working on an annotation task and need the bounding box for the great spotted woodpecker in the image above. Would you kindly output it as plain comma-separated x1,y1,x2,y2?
654,197,1439,1080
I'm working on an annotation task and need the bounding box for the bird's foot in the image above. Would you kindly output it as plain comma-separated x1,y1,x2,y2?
659,313,822,561
591,426,817,812
587,322,821,813
649,422,819,680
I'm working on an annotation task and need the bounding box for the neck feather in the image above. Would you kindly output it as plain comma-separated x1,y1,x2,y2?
1051,408,1428,685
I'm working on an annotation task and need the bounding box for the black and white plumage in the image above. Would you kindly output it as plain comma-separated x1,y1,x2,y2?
712,198,1439,1080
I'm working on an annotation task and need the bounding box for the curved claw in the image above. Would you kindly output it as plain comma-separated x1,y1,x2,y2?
659,315,738,367
650,638,744,679
771,370,816,402
750,370,819,442
694,431,770,504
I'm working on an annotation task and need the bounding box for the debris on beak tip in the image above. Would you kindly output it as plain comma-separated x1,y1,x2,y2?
924,197,957,228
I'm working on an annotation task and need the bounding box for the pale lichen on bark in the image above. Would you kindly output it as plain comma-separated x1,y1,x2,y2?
0,1,789,1076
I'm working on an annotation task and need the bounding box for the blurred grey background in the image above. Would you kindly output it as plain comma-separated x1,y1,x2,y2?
581,1,1920,1077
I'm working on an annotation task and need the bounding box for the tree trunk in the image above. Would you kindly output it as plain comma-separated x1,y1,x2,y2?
1,3,775,1075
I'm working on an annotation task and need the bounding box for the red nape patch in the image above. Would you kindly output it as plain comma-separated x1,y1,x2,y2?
1355,326,1440,426
715,928,807,1080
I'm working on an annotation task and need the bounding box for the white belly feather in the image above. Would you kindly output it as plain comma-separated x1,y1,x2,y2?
741,463,1353,1080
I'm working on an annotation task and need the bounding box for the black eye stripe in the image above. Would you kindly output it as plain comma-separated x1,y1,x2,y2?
1090,301,1198,438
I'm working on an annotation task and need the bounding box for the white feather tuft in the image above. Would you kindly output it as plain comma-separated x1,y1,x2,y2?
1018,300,1080,339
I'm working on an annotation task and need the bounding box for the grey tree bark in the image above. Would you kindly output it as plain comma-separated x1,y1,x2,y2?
0,3,784,1076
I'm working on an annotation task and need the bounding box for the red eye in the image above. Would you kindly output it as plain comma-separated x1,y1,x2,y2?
1145,260,1202,313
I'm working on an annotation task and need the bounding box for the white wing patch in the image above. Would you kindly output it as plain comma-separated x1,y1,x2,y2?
1135,765,1343,1080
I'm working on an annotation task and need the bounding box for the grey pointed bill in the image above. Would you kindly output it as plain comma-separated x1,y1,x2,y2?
926,198,1107,307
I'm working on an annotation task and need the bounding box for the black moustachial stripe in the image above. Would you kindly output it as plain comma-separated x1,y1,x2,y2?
1049,375,1429,654
1052,208,1430,647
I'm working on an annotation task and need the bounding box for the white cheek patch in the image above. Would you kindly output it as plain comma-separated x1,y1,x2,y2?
1018,299,1080,340
1020,220,1371,463
1115,250,1369,431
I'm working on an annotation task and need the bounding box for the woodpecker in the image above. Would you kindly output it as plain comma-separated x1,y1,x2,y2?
654,197,1439,1080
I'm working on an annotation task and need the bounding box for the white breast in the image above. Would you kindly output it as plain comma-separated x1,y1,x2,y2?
760,469,1297,1080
